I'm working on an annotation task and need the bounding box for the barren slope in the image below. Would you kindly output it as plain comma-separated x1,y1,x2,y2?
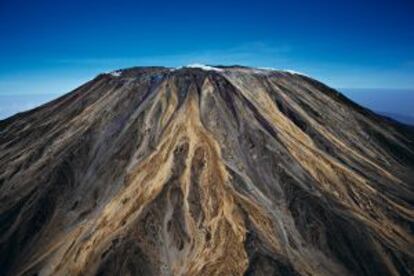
0,66,413,276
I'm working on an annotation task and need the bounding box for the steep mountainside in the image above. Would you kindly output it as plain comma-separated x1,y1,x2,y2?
0,65,413,276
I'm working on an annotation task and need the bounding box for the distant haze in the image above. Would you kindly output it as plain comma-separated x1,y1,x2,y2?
0,94,59,120
341,88,414,125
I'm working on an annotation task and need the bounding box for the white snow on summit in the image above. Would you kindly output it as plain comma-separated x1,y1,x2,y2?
109,70,122,77
256,67,308,77
257,67,278,71
283,69,309,77
184,64,223,72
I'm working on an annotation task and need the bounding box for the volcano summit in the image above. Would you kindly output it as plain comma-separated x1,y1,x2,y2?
0,65,413,276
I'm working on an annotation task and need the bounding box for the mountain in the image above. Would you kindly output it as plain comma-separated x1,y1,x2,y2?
0,65,413,276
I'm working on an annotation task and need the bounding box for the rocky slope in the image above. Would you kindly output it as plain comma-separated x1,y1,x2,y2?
0,65,413,276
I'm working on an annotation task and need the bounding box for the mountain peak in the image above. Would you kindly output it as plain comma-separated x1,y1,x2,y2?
0,66,413,275
105,65,310,78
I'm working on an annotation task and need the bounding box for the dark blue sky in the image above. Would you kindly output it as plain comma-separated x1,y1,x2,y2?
1,0,413,95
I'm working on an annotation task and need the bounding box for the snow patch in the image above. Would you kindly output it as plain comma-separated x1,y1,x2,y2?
257,67,278,71
254,67,309,77
109,70,122,77
184,64,223,72
283,70,309,77
251,67,280,75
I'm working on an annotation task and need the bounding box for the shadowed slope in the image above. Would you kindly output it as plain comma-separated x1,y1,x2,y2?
0,66,413,276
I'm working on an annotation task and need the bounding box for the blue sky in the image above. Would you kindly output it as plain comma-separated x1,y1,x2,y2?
0,0,413,97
